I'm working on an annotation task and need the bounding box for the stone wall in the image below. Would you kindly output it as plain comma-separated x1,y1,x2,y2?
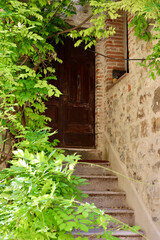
103,15,160,234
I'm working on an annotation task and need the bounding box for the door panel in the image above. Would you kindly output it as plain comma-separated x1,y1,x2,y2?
46,38,95,148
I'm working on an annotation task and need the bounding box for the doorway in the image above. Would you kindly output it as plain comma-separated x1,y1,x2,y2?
45,38,95,148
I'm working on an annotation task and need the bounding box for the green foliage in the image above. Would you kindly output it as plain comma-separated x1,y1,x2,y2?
0,0,63,143
69,0,119,48
0,148,140,240
142,27,160,80
141,2,160,79
109,0,160,19
0,0,123,147
0,149,80,239
129,15,151,41
14,127,60,153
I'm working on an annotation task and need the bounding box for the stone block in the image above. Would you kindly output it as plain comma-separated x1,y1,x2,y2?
137,108,145,119
152,117,160,133
152,161,160,171
146,41,153,53
139,93,151,104
152,87,160,113
130,125,139,140
141,120,148,137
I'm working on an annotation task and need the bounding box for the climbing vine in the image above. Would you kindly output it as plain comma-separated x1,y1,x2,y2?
129,15,151,41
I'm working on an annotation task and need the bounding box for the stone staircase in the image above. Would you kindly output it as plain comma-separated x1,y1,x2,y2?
73,160,144,240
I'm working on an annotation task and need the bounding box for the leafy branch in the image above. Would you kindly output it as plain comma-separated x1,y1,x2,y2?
57,14,93,35
0,148,145,240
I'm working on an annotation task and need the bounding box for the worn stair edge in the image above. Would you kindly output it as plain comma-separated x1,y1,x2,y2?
103,208,135,226
103,208,134,214
77,160,110,164
60,149,102,160
77,175,118,191
83,190,126,195
73,229,144,238
74,162,112,176
77,175,117,179
114,230,144,237
82,190,127,208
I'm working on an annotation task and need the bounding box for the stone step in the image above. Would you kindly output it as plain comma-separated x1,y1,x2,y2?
61,148,101,160
72,207,134,228
73,229,144,240
74,157,145,239
74,161,111,176
82,190,127,208
113,230,144,240
78,175,118,191
104,208,135,226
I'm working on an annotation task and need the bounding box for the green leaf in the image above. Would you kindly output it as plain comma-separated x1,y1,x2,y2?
79,224,89,232
41,179,53,195
82,211,88,218
151,72,156,80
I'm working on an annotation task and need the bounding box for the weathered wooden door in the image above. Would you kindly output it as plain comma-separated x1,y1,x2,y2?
45,38,95,148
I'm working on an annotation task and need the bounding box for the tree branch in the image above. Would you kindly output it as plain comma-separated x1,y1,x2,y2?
0,150,12,158
57,14,93,36
33,62,41,72
32,45,42,72
20,56,28,66
52,1,64,20
42,0,65,32
33,45,41,63
19,106,26,128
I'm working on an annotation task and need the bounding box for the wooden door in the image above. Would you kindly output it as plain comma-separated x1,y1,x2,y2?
45,38,95,148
